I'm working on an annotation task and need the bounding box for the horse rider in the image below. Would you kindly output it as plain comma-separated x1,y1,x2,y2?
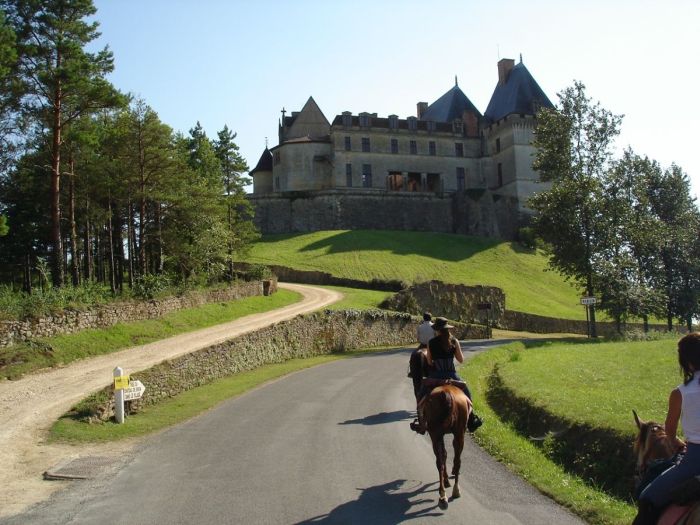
410,312,434,396
633,333,700,525
410,316,483,435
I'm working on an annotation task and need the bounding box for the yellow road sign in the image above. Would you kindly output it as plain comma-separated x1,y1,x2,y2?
114,375,130,390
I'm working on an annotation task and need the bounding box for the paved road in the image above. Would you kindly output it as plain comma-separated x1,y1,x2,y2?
0,282,343,519
4,342,585,525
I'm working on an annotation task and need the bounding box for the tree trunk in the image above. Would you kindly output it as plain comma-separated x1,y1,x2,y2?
23,252,32,294
83,195,93,282
68,154,80,286
155,202,163,274
127,197,135,287
107,196,116,294
50,65,64,287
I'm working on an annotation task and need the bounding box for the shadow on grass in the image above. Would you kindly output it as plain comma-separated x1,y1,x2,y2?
292,230,504,262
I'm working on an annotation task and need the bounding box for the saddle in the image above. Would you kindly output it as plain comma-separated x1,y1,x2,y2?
421,378,468,392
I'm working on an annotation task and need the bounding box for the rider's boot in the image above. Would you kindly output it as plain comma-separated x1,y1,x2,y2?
410,401,427,434
631,498,661,525
467,411,483,433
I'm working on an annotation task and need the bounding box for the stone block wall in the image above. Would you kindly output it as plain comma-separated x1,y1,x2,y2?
0,280,275,347
249,188,521,238
83,309,489,422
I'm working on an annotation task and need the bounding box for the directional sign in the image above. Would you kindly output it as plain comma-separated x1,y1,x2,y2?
580,297,597,306
122,380,146,401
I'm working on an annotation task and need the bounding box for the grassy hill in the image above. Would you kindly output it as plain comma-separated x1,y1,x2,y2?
243,230,585,320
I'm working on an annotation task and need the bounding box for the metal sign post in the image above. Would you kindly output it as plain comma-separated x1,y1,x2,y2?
113,367,127,424
580,297,597,339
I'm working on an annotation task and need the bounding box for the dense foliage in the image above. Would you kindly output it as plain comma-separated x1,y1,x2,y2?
532,82,700,332
0,1,257,296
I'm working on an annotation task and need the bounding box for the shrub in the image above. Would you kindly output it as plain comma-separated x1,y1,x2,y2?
246,264,272,281
132,274,172,300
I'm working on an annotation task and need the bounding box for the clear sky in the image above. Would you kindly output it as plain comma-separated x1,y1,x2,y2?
91,0,700,197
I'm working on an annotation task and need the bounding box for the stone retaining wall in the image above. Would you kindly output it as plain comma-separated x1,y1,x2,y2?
0,279,276,348
380,280,505,325
82,310,488,422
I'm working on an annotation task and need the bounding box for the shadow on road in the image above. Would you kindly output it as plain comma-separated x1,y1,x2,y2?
294,479,443,524
339,410,414,426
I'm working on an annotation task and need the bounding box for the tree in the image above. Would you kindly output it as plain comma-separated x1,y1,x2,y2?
214,125,251,279
0,8,20,172
530,81,623,336
3,0,123,286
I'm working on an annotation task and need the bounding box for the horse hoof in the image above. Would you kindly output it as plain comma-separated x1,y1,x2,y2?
438,498,448,510
452,487,461,499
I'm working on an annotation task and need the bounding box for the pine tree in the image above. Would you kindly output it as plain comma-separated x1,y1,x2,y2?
2,0,123,286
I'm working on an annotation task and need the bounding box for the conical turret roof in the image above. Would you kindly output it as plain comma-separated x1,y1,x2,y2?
421,84,482,122
250,147,272,175
484,62,553,122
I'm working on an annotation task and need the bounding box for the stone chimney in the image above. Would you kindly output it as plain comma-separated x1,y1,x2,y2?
497,58,515,86
463,110,479,138
417,102,428,119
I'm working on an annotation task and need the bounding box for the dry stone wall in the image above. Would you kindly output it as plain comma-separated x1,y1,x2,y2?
83,309,488,422
0,280,275,347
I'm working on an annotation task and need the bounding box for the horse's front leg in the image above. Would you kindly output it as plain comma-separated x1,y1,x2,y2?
451,432,465,500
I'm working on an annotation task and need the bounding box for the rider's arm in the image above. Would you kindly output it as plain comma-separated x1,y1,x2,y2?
426,346,434,366
666,388,685,450
453,338,464,363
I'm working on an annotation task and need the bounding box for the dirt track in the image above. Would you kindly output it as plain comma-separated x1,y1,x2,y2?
0,283,343,519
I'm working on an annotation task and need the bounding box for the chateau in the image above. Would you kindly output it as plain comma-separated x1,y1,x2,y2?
249,57,553,239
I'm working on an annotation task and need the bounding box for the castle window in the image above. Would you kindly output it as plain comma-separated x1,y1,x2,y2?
456,167,465,190
344,136,351,151
427,120,436,132
342,112,352,128
429,141,436,156
409,140,417,154
496,138,501,153
389,115,399,130
407,117,417,131
391,138,398,154
388,172,403,191
359,113,371,128
497,163,503,187
455,143,463,157
362,137,370,152
453,119,463,134
274,151,281,165
346,163,352,187
362,164,372,188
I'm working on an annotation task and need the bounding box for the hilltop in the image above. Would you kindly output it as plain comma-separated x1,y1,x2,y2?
244,230,584,320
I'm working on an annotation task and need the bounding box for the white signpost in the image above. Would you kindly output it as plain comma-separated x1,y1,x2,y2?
113,367,146,424
580,297,598,338
580,296,597,306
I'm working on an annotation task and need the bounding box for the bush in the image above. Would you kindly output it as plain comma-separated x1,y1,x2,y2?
132,274,172,300
517,226,538,250
0,282,114,320
246,264,272,281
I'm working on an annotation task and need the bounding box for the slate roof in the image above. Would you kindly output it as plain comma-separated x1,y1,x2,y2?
250,148,272,175
420,84,482,122
484,62,554,122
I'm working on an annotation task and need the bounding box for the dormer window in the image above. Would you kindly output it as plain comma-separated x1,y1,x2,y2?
388,115,399,130
426,120,436,132
407,117,417,131
453,119,463,134
359,113,371,128
342,112,352,128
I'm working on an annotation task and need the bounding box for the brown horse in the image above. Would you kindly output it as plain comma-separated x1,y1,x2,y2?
633,410,700,525
423,382,471,510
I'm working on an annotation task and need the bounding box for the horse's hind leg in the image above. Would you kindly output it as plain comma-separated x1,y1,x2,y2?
451,432,465,500
432,435,449,510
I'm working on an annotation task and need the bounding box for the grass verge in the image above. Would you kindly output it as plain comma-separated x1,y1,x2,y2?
49,348,385,443
0,289,302,380
461,337,682,525
317,285,394,311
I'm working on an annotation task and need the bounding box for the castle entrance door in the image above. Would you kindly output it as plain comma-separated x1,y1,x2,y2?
387,172,403,191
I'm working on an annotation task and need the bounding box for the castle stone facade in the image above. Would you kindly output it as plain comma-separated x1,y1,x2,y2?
250,57,553,239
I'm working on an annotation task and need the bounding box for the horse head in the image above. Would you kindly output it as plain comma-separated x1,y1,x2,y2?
633,409,676,476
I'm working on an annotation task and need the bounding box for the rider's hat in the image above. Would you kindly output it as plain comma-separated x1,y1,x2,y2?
432,317,454,331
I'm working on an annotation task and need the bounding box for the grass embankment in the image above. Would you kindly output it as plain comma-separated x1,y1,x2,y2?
0,289,302,380
462,336,679,525
319,285,394,311
244,230,583,319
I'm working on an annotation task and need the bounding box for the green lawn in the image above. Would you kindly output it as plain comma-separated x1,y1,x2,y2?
0,289,302,379
318,285,394,311
244,230,584,319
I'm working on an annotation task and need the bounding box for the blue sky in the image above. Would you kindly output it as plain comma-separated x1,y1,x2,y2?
91,0,700,197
